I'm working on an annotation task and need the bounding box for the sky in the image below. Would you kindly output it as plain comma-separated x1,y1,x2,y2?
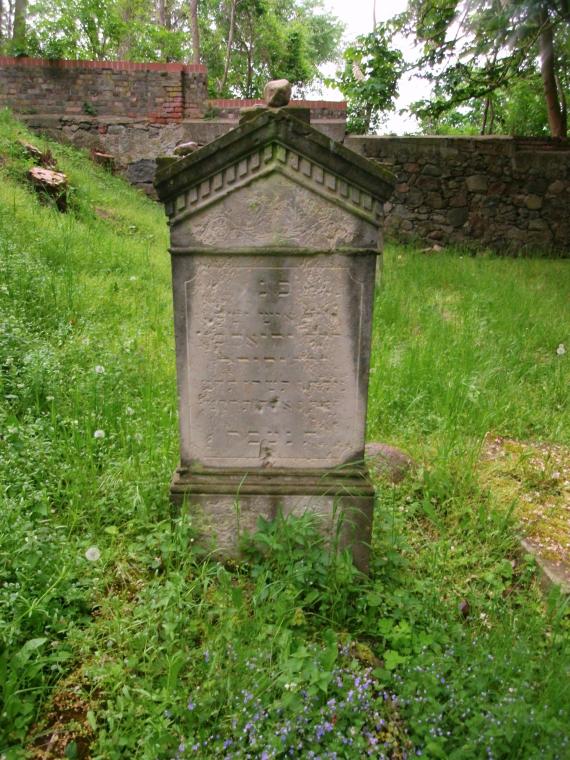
318,0,424,134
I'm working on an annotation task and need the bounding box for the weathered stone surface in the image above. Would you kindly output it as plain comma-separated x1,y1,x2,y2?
466,174,488,192
173,141,199,156
525,194,543,210
264,79,292,107
448,207,468,227
346,135,570,255
421,163,441,177
365,443,415,483
548,179,565,194
171,487,374,572
174,253,375,469
125,158,157,185
156,106,394,569
170,173,378,250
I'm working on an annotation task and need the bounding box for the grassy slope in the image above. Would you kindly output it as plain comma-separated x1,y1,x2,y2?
0,109,569,759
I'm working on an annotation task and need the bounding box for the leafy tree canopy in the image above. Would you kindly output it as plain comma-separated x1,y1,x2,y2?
2,0,343,98
399,0,570,136
329,26,403,134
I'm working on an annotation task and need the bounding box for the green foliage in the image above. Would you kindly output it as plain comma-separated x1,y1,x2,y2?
0,111,569,757
417,76,551,136
202,0,343,97
330,25,403,134
5,0,342,97
24,0,187,60
400,0,570,136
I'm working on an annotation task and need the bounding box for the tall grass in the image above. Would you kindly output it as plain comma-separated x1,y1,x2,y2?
1,109,569,759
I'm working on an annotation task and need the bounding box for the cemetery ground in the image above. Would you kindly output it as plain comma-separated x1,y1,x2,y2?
0,108,569,760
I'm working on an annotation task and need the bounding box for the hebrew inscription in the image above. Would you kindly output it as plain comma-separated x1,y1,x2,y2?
185,257,365,468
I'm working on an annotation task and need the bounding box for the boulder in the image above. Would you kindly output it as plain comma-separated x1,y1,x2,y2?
263,79,292,108
365,442,416,484
174,141,200,157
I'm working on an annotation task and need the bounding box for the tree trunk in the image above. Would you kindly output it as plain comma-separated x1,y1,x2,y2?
158,0,172,29
190,0,200,64
12,0,27,52
481,96,490,134
219,0,238,95
118,2,135,59
556,73,567,137
539,10,566,137
246,45,253,97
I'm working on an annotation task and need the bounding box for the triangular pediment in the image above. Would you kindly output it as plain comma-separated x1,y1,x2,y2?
166,141,383,234
155,110,394,229
169,169,379,250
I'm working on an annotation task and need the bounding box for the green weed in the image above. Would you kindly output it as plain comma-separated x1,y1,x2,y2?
0,109,569,758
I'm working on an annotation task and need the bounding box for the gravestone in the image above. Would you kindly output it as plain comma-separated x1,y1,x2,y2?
155,91,394,570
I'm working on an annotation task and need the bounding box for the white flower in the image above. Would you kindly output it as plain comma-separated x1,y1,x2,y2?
129,276,137,282
46,395,54,401
94,365,105,374
94,429,105,439
125,406,135,416
85,546,101,561
556,343,566,356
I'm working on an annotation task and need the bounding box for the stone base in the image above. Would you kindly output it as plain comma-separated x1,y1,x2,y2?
171,466,375,572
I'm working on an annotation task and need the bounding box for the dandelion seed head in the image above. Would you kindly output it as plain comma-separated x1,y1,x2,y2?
85,546,101,561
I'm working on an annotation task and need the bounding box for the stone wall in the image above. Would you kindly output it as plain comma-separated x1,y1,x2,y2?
0,56,208,122
4,57,568,253
1,56,347,195
346,135,570,253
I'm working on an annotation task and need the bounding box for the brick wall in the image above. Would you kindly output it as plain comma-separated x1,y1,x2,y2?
346,135,570,254
0,57,208,123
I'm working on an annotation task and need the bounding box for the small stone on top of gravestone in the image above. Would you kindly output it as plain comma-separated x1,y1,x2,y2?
173,141,199,157
263,79,292,108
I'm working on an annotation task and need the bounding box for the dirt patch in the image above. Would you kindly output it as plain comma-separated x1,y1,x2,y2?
29,674,96,759
480,434,570,591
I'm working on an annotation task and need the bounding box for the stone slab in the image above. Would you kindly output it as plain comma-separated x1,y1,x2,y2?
171,481,374,572
171,253,377,470
521,539,570,595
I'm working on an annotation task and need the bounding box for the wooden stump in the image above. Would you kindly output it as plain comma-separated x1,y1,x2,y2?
19,140,56,168
27,167,68,212
91,150,116,172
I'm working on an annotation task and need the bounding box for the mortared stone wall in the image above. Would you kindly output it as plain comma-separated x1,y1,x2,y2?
346,134,570,254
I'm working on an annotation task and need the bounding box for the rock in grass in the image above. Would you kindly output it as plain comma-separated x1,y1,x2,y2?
27,166,68,212
263,79,292,108
365,442,415,484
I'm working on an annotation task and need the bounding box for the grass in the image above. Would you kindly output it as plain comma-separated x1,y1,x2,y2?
0,107,569,759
